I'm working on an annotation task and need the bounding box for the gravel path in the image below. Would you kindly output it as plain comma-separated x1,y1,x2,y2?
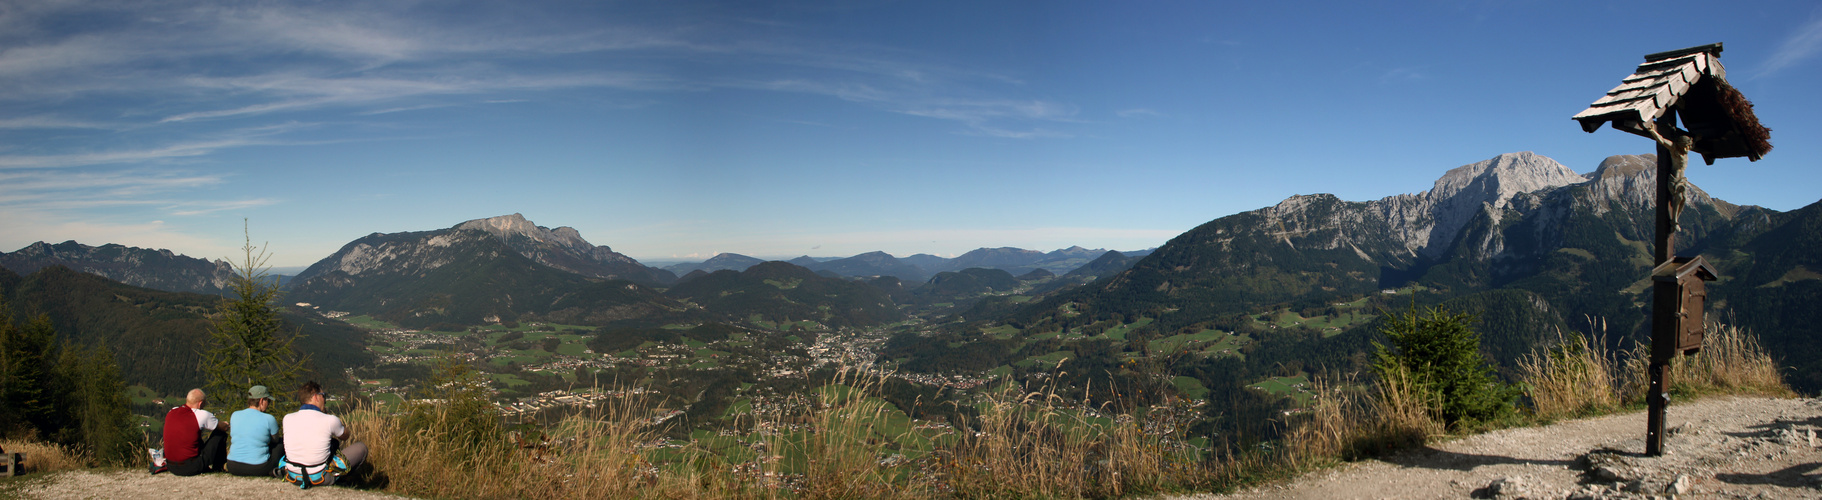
1182,396,1822,499
3,470,399,499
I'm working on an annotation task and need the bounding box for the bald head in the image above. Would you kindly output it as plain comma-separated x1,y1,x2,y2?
186,388,206,408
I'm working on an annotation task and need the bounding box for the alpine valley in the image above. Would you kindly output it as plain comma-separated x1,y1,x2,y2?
5,151,1820,448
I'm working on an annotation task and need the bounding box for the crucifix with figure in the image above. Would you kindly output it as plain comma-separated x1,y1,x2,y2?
1571,42,1772,457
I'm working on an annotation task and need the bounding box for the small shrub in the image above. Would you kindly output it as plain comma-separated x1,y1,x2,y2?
1372,306,1519,429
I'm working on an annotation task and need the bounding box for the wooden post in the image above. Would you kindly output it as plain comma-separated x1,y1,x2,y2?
1645,112,1681,457
0,451,23,477
1574,43,1768,459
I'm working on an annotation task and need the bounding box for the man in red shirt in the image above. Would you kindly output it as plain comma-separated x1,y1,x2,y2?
156,388,229,476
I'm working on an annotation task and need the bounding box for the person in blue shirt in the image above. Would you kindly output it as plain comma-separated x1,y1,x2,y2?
223,385,283,477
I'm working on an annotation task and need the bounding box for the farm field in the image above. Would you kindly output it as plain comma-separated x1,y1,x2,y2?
1248,374,1315,406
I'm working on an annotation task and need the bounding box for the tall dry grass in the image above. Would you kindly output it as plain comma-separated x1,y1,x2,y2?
345,390,698,499
1285,363,1439,463
1617,321,1790,401
1517,327,1620,420
940,381,1211,498
324,320,1798,499
1518,320,1784,422
769,369,929,499
342,368,1228,499
0,439,89,473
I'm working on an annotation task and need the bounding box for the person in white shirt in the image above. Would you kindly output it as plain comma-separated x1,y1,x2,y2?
281,381,366,486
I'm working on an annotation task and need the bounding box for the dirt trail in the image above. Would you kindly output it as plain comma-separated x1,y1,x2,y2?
4,470,398,499
1181,396,1822,499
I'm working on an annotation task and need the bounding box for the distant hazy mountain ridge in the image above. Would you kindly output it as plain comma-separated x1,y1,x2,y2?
0,240,235,295
664,253,766,275
295,213,674,286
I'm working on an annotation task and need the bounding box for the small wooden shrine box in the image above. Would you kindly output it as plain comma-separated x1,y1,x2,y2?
1652,256,1719,356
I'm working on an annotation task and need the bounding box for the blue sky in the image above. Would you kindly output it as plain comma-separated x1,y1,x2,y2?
3,1,1820,267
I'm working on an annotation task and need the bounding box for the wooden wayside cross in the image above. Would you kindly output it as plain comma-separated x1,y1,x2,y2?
1571,42,1771,456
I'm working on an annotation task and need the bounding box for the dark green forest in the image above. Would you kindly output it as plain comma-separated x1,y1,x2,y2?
0,265,370,394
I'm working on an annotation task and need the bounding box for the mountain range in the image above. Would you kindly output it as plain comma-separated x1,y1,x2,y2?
662,246,1154,283
9,150,1820,395
0,241,234,295
993,151,1820,386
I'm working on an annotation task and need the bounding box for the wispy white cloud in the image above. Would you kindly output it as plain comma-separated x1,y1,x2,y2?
1379,67,1427,84
0,122,313,169
0,167,273,226
2,1,1073,137
157,72,682,122
1756,15,1822,79
0,139,250,169
1116,108,1162,119
166,198,279,216
0,170,220,197
0,116,115,129
359,103,459,116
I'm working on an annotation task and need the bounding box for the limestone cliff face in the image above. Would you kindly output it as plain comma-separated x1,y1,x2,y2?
1084,151,1747,316
287,215,680,327
1404,151,1586,256
1242,151,1738,266
1230,152,1586,271
295,214,672,286
0,241,234,294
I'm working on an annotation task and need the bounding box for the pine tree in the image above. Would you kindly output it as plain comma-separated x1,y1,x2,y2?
2,299,138,464
54,342,138,465
0,298,31,436
1,312,62,439
201,223,308,409
1372,305,1518,428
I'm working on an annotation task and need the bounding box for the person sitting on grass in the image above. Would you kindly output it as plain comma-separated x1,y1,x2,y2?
224,385,284,477
281,381,367,487
155,388,229,476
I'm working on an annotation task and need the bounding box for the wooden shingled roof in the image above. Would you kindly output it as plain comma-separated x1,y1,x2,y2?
1572,43,1772,164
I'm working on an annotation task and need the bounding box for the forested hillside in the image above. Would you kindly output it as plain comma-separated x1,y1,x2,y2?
0,265,370,393
665,261,903,328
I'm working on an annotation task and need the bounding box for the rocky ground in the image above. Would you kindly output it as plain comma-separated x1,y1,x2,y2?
0,469,397,499
1184,396,1822,499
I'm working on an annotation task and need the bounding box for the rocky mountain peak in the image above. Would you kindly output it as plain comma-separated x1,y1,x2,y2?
1589,154,1655,181
1356,152,1585,258
458,213,538,238
1578,154,1727,217
297,213,670,286
455,214,600,253
1427,151,1583,212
